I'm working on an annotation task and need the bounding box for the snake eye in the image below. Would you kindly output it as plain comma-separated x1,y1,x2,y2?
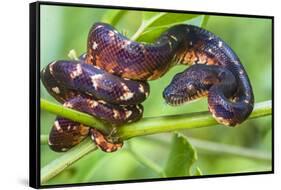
187,84,194,90
186,82,198,93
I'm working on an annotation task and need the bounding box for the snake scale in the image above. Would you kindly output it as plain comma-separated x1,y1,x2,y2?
41,22,254,152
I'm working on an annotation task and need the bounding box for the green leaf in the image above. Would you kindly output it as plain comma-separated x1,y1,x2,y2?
102,10,142,38
101,10,128,26
137,26,167,43
164,133,197,177
130,12,167,40
136,15,206,42
144,13,198,27
102,11,207,43
142,12,162,21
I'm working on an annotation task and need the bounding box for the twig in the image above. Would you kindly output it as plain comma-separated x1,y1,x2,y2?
117,100,272,139
41,99,109,134
40,99,271,140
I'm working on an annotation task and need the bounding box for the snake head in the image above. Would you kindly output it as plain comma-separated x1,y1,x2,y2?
163,64,220,106
163,74,206,106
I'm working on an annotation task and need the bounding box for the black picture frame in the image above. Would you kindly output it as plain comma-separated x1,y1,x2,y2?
30,1,274,189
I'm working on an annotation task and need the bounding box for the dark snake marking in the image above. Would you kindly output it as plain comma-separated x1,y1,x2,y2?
41,22,254,152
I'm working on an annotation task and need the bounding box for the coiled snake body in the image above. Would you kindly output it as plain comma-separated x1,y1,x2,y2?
41,22,254,152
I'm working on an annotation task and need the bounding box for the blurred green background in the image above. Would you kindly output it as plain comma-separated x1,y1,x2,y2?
40,5,272,185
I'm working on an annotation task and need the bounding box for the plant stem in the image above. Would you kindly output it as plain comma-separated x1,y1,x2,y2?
41,138,97,184
117,100,272,139
41,99,272,140
41,98,109,133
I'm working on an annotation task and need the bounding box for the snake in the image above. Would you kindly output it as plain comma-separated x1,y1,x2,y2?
41,22,254,153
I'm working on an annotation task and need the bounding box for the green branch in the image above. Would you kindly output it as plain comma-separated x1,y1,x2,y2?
40,99,271,183
41,99,272,140
41,99,109,133
118,100,272,139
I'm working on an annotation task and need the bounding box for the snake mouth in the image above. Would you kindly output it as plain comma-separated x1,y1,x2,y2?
164,89,208,106
165,96,199,106
165,96,186,106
